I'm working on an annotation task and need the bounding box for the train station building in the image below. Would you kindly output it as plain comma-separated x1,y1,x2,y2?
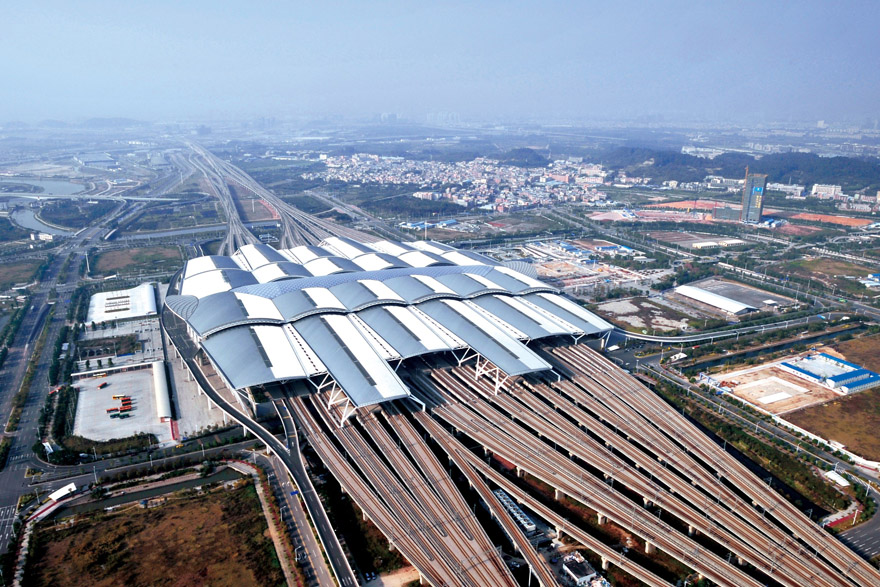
164,238,613,424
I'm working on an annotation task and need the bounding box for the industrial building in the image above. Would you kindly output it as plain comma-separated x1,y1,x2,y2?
684,278,799,313
781,353,880,394
741,172,767,223
165,238,613,423
562,553,597,585
86,282,157,323
493,489,537,533
673,284,757,316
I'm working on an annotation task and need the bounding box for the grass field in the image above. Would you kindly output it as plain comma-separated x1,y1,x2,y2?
774,257,874,296
27,480,284,587
95,246,181,275
125,200,224,232
0,259,41,289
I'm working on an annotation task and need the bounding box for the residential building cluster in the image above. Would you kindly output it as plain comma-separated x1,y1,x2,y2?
301,154,613,213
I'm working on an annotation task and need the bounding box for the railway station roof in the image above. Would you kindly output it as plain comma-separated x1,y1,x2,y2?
232,242,288,271
166,239,612,408
418,299,551,376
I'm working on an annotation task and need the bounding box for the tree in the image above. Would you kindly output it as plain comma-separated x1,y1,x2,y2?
97,359,102,368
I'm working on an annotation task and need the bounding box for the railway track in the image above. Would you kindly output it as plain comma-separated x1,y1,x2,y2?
425,367,775,587
415,411,674,587
552,344,880,586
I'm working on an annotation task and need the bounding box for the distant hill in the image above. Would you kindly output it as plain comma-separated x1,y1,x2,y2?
598,147,880,191
80,117,147,129
501,147,549,168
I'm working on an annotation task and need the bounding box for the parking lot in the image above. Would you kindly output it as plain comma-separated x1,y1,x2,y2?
162,330,229,437
73,367,173,444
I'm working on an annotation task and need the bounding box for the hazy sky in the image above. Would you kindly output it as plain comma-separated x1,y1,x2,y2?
3,1,879,123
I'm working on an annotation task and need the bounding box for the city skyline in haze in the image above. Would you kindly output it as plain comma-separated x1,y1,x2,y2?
3,1,879,125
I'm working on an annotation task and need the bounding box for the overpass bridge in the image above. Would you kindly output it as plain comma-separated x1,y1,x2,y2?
611,313,822,344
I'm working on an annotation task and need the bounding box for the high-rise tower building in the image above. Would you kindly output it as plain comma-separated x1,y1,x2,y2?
741,172,767,223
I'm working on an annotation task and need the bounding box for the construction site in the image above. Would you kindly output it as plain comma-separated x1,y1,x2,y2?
712,360,841,415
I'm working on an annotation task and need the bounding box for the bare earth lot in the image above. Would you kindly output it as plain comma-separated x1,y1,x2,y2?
0,259,41,289
784,335,880,460
593,297,691,333
787,389,880,462
830,334,880,373
722,362,839,415
28,481,284,587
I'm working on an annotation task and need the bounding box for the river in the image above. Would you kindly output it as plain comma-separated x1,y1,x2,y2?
0,178,84,196
10,208,73,235
1,178,86,235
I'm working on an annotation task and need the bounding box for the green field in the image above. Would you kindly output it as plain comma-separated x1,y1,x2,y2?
0,217,30,243
124,198,225,232
774,257,875,296
39,199,116,229
94,246,181,275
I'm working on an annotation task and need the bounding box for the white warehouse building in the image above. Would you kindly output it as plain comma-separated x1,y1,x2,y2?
674,284,757,316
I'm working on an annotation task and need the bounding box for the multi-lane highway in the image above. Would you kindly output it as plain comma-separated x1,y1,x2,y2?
185,143,378,249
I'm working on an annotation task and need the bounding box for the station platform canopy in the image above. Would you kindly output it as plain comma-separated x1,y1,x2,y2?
165,239,613,414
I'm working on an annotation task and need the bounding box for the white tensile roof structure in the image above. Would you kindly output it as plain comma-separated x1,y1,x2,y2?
165,238,613,423
87,283,157,323
675,284,756,316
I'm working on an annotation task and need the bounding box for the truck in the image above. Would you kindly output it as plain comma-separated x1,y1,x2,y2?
106,407,118,413
98,382,109,389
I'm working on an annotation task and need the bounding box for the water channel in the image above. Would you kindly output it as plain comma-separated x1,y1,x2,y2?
1,178,85,236
45,467,244,520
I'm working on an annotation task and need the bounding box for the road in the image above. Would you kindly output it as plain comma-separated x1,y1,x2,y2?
612,312,827,343
840,508,880,559
258,452,334,587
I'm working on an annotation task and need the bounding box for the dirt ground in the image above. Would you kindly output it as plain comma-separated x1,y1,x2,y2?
786,212,872,227
787,388,880,461
238,196,280,222
830,334,880,373
95,246,181,274
648,199,730,211
0,259,41,289
593,297,691,332
723,363,839,415
536,260,593,279
775,224,829,237
28,481,283,587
